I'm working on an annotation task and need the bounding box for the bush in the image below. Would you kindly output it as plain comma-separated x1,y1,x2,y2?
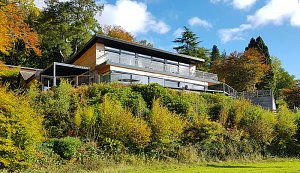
150,99,185,144
0,62,19,89
271,106,297,155
0,87,44,170
241,106,276,145
46,137,82,160
99,96,151,148
183,115,223,144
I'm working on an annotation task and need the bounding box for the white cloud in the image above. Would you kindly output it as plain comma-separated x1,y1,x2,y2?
218,0,300,43
247,0,300,27
97,0,170,35
210,0,258,10
34,0,70,9
173,28,184,38
188,17,213,28
218,24,252,43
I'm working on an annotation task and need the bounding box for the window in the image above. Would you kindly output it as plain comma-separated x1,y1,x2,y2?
165,80,180,88
193,84,205,91
132,75,149,84
149,77,164,86
100,73,111,83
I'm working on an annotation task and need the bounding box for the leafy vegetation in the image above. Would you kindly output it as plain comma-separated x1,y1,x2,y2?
1,82,299,171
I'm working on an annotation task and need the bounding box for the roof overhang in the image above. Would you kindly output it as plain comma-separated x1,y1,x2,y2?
41,62,90,77
68,34,205,65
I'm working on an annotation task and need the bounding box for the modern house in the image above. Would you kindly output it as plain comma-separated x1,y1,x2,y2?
38,34,236,96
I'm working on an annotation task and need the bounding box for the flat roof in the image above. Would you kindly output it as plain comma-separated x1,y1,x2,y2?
67,34,205,65
41,62,90,77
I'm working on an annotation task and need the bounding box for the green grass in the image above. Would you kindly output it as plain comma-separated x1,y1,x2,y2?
100,159,300,173
8,158,300,173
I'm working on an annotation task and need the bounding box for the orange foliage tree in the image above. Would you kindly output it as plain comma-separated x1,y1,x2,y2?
211,48,269,91
102,25,135,42
282,87,300,108
0,1,41,56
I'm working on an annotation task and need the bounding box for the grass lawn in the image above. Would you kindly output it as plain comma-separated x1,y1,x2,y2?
110,159,300,173
11,158,300,173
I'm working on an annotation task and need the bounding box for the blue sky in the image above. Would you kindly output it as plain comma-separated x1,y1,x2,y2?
35,0,300,79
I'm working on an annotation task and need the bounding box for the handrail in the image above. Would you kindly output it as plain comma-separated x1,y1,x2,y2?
98,52,219,82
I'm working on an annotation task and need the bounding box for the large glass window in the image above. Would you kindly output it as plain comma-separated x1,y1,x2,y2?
165,80,180,88
149,77,164,86
193,84,205,91
100,73,111,83
132,75,149,84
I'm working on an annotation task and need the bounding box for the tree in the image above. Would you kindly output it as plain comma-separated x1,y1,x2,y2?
282,87,300,108
245,36,274,90
102,25,135,42
173,26,210,71
0,1,41,63
211,48,269,91
36,0,103,62
271,57,296,99
173,26,200,56
210,45,220,67
137,39,154,48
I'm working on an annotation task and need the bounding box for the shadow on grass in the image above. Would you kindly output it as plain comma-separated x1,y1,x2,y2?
206,164,283,169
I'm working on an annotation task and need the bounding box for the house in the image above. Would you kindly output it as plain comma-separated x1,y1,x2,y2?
38,34,236,95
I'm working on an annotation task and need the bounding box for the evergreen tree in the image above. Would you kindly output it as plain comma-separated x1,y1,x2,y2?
245,36,274,90
173,26,210,71
210,45,220,67
173,26,200,56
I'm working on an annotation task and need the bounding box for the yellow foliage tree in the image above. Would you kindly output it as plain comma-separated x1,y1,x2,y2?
0,87,44,170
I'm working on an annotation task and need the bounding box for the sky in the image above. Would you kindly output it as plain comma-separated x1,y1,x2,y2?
34,0,300,79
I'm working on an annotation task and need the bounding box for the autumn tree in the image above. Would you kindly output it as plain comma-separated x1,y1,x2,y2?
283,87,300,108
211,48,269,91
245,36,274,90
0,1,41,64
102,25,135,42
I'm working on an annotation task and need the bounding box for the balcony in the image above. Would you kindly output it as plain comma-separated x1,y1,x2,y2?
97,52,218,83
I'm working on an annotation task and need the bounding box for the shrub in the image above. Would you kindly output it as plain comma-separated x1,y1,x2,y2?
150,99,185,144
203,94,233,125
241,106,276,145
99,96,151,148
199,129,262,161
34,80,73,138
183,115,223,144
0,87,44,170
227,99,252,128
0,62,19,89
271,106,297,155
131,83,170,107
46,137,82,160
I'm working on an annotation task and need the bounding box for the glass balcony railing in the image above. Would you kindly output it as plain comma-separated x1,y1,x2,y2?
97,52,218,82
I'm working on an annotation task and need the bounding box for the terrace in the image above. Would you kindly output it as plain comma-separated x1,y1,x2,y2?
97,49,219,83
